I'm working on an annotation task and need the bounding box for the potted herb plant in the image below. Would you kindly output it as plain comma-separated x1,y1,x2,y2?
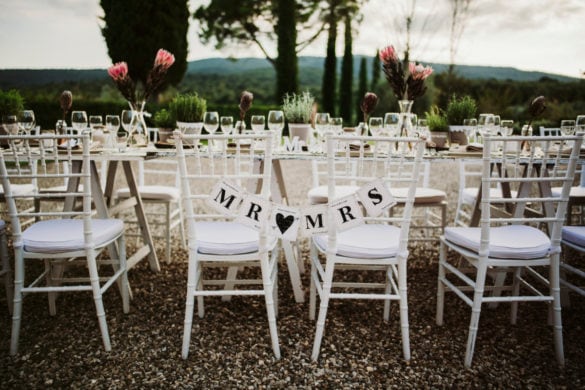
282,91,314,144
445,95,477,145
153,108,176,143
425,105,450,149
0,89,24,145
169,93,206,144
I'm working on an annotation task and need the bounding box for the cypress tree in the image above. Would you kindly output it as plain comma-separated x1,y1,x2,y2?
356,56,367,122
275,0,299,100
339,14,353,124
100,0,189,93
321,0,339,115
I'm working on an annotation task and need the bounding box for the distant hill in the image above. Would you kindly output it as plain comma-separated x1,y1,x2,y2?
0,56,577,89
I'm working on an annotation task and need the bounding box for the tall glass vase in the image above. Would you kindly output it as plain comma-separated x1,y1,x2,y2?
397,100,414,137
127,101,148,147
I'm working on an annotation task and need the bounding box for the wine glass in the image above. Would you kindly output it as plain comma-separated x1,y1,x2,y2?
71,110,88,146
314,113,330,149
478,113,495,140
417,119,430,140
560,120,576,136
500,120,514,136
250,115,265,134
463,118,478,143
384,112,400,137
18,110,36,136
267,110,284,150
368,117,384,137
116,129,129,152
2,114,21,149
105,115,121,149
329,117,343,135
203,111,219,150
220,116,234,135
89,115,103,143
576,115,585,132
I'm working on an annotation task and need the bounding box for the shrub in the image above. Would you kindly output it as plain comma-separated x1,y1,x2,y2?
0,89,25,116
153,108,176,128
169,93,206,122
445,94,477,126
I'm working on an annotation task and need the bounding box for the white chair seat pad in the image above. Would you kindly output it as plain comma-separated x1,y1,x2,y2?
462,187,518,205
391,187,446,204
23,219,124,253
551,186,585,198
444,225,551,259
562,226,585,247
0,183,35,196
313,224,401,259
195,221,277,255
307,185,360,204
116,185,181,201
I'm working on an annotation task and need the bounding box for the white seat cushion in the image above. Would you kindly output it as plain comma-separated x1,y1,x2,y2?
444,225,551,259
551,186,585,198
194,221,277,255
0,183,35,196
116,185,181,201
313,224,401,259
22,219,124,253
391,187,446,204
562,226,585,248
307,185,360,205
461,187,518,205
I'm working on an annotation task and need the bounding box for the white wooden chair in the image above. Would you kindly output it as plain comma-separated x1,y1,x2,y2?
0,132,129,355
0,219,12,314
560,225,585,298
436,133,583,368
309,134,425,362
176,131,280,359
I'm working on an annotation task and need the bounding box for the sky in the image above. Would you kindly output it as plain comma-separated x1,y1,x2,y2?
0,0,584,79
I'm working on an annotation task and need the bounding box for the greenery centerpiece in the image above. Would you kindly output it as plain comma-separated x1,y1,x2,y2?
169,93,206,145
153,108,176,143
282,91,314,144
445,95,477,145
425,105,450,149
0,89,24,144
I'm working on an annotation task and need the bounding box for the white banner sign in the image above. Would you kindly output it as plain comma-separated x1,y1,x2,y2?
271,204,301,241
356,179,396,217
207,179,245,215
329,194,364,231
299,204,329,237
236,194,272,231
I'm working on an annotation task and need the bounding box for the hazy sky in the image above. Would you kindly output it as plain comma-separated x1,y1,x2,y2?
0,0,583,78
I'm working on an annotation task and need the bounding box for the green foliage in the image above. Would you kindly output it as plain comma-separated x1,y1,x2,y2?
356,57,368,122
0,89,25,116
169,93,206,122
425,105,449,132
100,0,189,92
153,108,176,128
275,0,299,98
445,94,477,125
321,1,339,115
371,49,380,90
282,91,314,124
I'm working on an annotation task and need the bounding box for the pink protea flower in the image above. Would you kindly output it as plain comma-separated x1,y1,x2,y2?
107,62,129,81
379,45,399,64
408,62,434,80
154,49,175,70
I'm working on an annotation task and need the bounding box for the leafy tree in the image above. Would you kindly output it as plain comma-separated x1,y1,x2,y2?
371,49,380,90
100,0,189,98
321,0,341,115
356,57,367,121
338,14,353,124
194,0,322,100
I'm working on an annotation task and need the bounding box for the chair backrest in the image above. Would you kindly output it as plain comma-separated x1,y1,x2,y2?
479,134,583,252
0,133,93,247
539,126,561,137
175,131,274,241
324,134,425,253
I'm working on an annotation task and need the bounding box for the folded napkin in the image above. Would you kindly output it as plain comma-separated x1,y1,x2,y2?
349,143,370,151
466,143,483,152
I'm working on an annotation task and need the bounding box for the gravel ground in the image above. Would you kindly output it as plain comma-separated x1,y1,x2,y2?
0,160,584,388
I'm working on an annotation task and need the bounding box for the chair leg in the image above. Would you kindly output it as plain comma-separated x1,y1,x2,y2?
221,266,239,302
383,268,391,321
1,231,13,315
10,251,24,355
178,202,187,249
436,241,447,326
311,257,335,361
397,259,411,361
165,203,171,263
182,254,198,359
46,260,58,316
260,251,280,359
87,250,111,352
309,243,318,321
550,254,565,367
464,264,488,368
118,235,130,314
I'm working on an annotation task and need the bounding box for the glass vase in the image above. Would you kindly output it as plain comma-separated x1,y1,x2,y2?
127,101,148,147
397,100,414,137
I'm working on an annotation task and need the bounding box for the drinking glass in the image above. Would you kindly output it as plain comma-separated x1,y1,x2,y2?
560,120,576,136
18,110,36,136
417,119,430,140
121,110,135,132
116,129,129,152
463,118,478,143
220,116,234,135
329,117,343,135
71,110,88,145
314,112,330,147
267,110,285,150
89,115,103,130
384,113,400,137
499,120,514,136
203,111,220,150
250,115,265,134
105,115,121,149
368,117,384,137
2,114,19,135
576,115,585,132
477,113,495,140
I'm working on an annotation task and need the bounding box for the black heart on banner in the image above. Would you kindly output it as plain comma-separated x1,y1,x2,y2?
276,213,295,234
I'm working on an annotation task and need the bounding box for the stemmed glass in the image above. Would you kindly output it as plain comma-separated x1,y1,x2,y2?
314,112,330,149
203,111,219,150
477,113,495,141
576,115,585,132
105,115,121,149
499,120,514,136
89,115,103,143
250,115,265,134
463,118,478,143
2,114,21,149
267,110,285,150
220,116,234,149
71,110,88,147
560,119,576,150
120,110,135,148
384,113,400,137
18,110,36,136
329,117,343,135
368,117,384,136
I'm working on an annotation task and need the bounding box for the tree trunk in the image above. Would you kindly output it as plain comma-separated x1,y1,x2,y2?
275,0,299,100
339,14,353,125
